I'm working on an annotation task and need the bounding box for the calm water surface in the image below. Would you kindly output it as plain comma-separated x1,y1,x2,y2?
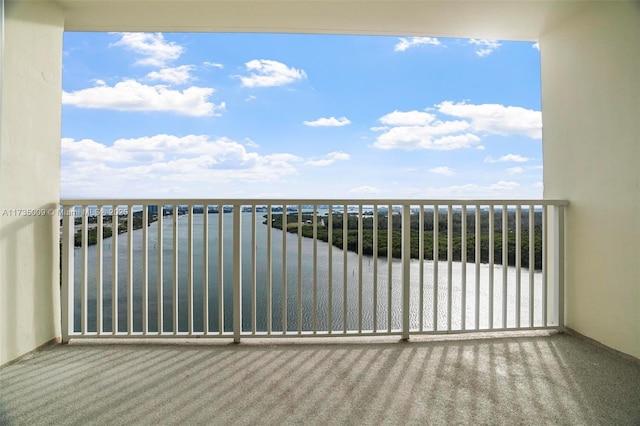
73,212,546,333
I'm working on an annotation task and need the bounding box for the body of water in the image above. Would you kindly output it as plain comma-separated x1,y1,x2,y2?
72,212,548,334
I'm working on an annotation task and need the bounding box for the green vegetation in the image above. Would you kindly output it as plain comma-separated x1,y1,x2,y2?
72,211,153,247
269,209,545,270
74,226,113,247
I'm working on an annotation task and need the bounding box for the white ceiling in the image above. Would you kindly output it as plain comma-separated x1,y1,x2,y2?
56,0,588,41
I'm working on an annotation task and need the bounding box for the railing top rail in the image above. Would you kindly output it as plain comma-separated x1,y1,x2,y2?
60,198,569,207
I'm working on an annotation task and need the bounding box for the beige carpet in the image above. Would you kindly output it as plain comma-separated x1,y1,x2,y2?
1,332,639,425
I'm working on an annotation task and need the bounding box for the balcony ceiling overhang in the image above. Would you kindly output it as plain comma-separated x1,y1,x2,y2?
55,0,587,40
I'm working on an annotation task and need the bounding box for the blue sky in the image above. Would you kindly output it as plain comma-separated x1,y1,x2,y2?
61,33,543,199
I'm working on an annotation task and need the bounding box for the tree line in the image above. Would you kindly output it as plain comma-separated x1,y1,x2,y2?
71,212,148,247
269,209,545,270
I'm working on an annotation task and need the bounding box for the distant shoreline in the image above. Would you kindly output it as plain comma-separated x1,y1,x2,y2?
268,211,543,270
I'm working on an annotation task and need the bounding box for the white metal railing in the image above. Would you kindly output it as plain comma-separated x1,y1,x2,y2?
60,199,568,342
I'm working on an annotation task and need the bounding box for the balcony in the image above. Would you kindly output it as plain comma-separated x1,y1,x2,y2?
3,199,638,425
1,1,639,423
0,198,614,424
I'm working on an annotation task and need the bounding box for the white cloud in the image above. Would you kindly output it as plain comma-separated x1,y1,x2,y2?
424,181,523,199
532,42,540,51
243,138,259,148
374,126,478,150
394,187,421,197
532,182,544,188
349,186,381,194
239,59,306,88
61,137,131,163
203,61,224,69
62,80,225,117
429,166,455,176
373,101,542,151
476,145,486,150
468,39,501,57
303,116,351,127
379,110,436,126
61,135,356,197
61,134,306,197
373,106,484,150
394,37,441,52
305,151,350,166
506,166,524,174
111,134,259,163
146,65,195,84
489,181,520,191
484,154,530,163
432,134,481,150
437,101,541,138
110,32,183,67
245,95,257,102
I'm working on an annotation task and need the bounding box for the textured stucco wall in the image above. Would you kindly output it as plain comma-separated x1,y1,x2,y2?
541,2,640,358
0,1,64,366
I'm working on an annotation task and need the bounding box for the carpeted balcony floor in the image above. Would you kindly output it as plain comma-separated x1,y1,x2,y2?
1,332,639,425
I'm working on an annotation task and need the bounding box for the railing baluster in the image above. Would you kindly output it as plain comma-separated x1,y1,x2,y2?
267,207,272,334
111,205,119,334
203,205,209,334
419,205,424,332
489,206,495,329
373,205,379,333
447,204,453,331
282,204,287,334
343,205,348,333
387,204,392,332
402,204,411,340
297,206,302,334
96,205,104,335
142,205,148,335
475,204,481,330
542,205,548,327
251,206,256,334
529,204,535,328
61,205,75,342
81,205,88,335
218,205,223,334
358,204,363,333
561,205,566,331
555,206,565,331
127,206,134,334
516,205,522,328
187,205,194,335
233,204,242,343
433,204,439,331
313,205,318,334
172,204,179,334
328,204,333,334
156,206,163,334
502,205,508,328
461,205,467,330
